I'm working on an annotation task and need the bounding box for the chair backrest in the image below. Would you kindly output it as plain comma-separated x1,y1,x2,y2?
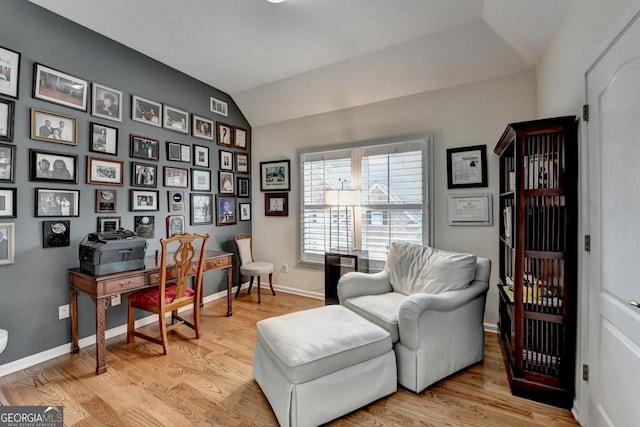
159,232,209,306
234,234,254,266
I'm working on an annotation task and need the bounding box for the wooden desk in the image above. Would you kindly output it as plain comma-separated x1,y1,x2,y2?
68,250,233,375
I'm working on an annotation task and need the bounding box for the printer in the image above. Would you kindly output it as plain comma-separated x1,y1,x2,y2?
79,229,147,276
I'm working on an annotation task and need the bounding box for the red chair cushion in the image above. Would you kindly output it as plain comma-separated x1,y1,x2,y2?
128,284,195,306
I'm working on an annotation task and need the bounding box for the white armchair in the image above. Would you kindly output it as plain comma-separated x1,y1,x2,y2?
337,242,490,393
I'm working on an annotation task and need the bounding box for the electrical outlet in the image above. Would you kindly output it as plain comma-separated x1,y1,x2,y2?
111,294,121,307
282,263,289,273
58,304,69,320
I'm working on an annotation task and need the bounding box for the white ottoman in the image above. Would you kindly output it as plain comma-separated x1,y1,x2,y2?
253,305,397,427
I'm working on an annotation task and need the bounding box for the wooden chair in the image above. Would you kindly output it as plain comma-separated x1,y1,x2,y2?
234,234,275,303
127,232,209,354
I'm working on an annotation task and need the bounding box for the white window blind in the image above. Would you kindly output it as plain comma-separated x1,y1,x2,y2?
300,137,431,265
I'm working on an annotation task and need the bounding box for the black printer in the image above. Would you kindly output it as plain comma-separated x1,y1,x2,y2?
79,229,147,276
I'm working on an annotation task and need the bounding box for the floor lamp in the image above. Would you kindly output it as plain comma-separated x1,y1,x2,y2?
325,188,360,253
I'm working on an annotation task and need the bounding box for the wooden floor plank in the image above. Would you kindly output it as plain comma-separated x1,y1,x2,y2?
0,292,578,426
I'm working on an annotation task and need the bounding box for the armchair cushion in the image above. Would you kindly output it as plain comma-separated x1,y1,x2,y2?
342,292,405,342
386,242,477,295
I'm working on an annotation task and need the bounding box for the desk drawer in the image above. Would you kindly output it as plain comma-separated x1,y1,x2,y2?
101,275,147,294
207,256,230,270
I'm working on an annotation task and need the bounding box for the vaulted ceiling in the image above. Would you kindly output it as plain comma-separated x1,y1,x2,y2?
28,0,574,126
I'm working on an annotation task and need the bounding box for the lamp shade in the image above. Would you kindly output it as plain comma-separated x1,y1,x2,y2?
325,189,360,206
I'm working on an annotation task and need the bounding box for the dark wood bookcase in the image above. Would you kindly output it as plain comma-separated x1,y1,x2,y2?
494,116,578,408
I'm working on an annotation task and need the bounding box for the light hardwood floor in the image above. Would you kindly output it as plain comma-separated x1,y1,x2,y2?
0,291,579,426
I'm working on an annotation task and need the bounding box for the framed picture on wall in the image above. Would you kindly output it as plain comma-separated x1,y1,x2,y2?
42,220,70,248
33,63,89,111
0,188,17,218
239,202,251,221
235,152,249,175
167,190,185,213
0,144,15,183
95,189,117,213
166,214,185,237
30,108,78,146
192,115,214,140
193,145,209,168
87,156,124,186
191,168,211,192
0,222,14,265
237,177,250,198
163,105,189,134
0,98,15,142
219,171,234,194
134,215,155,238
260,160,290,191
29,149,78,184
265,192,288,217
446,145,488,189
190,193,213,225
0,45,21,99
91,83,123,122
219,150,233,171
234,126,248,150
130,135,159,160
164,166,189,188
216,121,233,147
130,189,159,211
131,95,162,126
89,122,118,155
131,162,157,188
97,216,121,233
166,141,191,163
216,195,236,225
34,188,80,217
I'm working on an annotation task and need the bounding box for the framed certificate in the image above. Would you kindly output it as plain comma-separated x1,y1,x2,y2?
448,194,493,226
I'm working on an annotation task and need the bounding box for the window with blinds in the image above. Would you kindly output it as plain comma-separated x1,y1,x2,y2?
300,137,432,265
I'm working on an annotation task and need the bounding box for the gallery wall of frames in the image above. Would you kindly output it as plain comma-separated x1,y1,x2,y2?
0,1,252,364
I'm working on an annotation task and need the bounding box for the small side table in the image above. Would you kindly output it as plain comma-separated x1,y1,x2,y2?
324,250,368,305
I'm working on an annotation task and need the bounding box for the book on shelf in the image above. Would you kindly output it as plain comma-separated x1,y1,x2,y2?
524,152,559,190
502,205,512,245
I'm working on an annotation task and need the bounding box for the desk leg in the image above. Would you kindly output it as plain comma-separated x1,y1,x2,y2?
70,288,79,354
92,296,108,375
226,265,233,317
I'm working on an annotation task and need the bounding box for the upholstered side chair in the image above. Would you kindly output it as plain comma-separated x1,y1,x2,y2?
338,242,490,393
127,232,209,354
234,234,275,303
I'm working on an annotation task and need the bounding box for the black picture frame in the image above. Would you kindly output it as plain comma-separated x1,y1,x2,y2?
190,193,213,225
237,177,250,198
35,188,80,217
191,168,211,192
239,202,251,221
193,144,209,168
0,98,15,142
219,171,234,194
33,63,89,111
446,144,488,189
216,121,233,147
219,150,233,171
260,159,290,191
89,122,118,155
0,187,17,218
0,45,21,99
134,215,155,238
130,189,159,211
163,166,189,188
97,216,121,233
0,143,15,183
42,220,70,248
131,162,158,188
166,141,191,163
29,149,78,184
130,135,160,160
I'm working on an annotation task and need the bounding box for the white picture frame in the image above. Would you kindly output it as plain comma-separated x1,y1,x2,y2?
448,193,493,226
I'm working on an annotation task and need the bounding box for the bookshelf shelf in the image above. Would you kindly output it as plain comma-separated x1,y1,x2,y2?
494,116,578,409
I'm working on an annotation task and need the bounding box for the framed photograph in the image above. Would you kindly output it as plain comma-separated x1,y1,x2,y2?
190,193,213,225
132,95,162,126
0,223,14,265
91,83,122,122
130,135,160,160
0,144,15,183
219,171,234,194
237,177,250,198
446,145,488,189
33,63,88,111
35,188,80,217
210,97,228,116
42,220,70,248
97,216,121,233
164,105,189,134
167,214,185,237
130,189,159,211
219,150,233,171
87,156,124,186
90,122,118,155
29,149,78,183
0,46,21,99
192,115,214,140
167,190,185,213
265,192,289,217
31,108,77,145
192,168,211,191
0,98,15,142
166,141,191,163
216,121,233,147
260,160,290,191
0,188,16,218
234,126,248,150
134,215,155,238
193,144,209,168
216,195,236,225
164,166,189,188
131,162,157,188
448,194,493,226
236,152,249,175
95,189,117,213
239,202,251,221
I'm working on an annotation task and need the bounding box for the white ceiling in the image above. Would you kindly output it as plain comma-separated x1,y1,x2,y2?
28,0,574,127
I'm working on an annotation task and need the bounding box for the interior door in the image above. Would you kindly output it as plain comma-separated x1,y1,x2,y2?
585,7,640,427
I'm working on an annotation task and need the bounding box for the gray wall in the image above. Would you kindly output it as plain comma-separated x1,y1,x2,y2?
0,0,250,364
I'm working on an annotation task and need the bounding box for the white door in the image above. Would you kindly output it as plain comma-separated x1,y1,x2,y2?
586,7,640,427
